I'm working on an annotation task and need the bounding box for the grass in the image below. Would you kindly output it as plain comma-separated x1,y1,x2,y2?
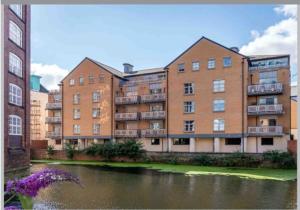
31,159,297,181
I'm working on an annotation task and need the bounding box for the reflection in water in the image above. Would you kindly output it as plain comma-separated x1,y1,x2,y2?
31,164,296,209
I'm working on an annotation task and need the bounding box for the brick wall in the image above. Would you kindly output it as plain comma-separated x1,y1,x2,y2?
31,140,48,149
287,140,297,156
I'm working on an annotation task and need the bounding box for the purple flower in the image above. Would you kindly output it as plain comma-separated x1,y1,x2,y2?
4,206,20,210
6,168,81,197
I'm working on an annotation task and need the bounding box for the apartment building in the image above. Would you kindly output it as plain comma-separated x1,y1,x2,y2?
30,75,49,144
46,88,63,150
291,85,297,140
3,5,31,174
61,37,290,153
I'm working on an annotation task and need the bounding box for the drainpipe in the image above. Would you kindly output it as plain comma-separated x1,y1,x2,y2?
242,58,245,153
60,83,64,149
111,76,114,143
166,67,169,153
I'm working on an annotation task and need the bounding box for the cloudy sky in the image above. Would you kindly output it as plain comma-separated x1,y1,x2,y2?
31,4,297,90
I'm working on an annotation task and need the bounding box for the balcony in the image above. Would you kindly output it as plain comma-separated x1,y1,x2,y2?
115,129,139,138
140,111,166,120
46,131,61,139
45,117,61,123
248,104,283,115
140,93,166,103
46,102,62,109
115,95,139,105
115,112,139,121
141,129,166,137
248,83,283,96
248,126,283,136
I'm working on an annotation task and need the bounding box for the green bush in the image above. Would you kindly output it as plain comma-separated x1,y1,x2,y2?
167,156,178,165
118,140,144,159
65,143,76,160
263,150,296,169
47,145,55,156
193,154,214,166
83,143,103,156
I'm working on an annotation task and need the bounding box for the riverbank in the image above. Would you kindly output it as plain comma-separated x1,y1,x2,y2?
31,160,296,181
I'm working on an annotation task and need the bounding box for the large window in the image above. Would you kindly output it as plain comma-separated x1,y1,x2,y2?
184,120,194,132
9,115,22,135
9,52,22,77
173,138,190,145
184,83,194,95
208,58,216,69
259,96,278,105
213,99,225,112
214,119,225,131
150,121,162,129
225,138,241,145
69,79,75,86
73,125,80,134
73,93,80,104
213,80,225,92
151,138,160,145
178,63,185,72
149,83,162,94
223,57,232,67
192,61,200,71
92,91,101,102
9,21,22,47
9,83,22,106
9,5,22,19
73,109,80,119
261,138,273,145
93,123,100,134
92,108,100,118
259,71,277,84
184,101,195,113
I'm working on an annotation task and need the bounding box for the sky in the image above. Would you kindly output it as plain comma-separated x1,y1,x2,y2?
30,4,298,90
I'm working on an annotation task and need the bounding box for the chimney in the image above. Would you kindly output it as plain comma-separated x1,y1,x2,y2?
123,63,134,73
230,47,239,53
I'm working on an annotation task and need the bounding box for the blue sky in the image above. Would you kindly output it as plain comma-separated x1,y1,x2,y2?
30,4,297,89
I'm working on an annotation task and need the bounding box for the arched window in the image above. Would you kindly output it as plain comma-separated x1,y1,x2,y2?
9,83,22,106
9,115,22,135
9,52,22,77
9,21,22,47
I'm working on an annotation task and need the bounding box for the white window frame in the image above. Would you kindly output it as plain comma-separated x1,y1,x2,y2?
9,83,22,106
92,91,101,102
192,61,200,71
213,99,225,112
213,80,225,92
9,115,22,135
9,4,22,19
178,63,185,72
184,120,194,132
259,71,277,84
73,125,80,134
184,101,195,113
92,108,100,118
73,109,80,119
73,93,80,104
93,123,100,134
79,76,84,85
9,52,22,77
208,58,216,69
69,79,75,86
9,21,22,47
184,83,194,95
214,119,225,131
223,57,232,67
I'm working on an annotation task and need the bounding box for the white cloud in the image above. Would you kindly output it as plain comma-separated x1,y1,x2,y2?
31,63,69,90
274,5,297,18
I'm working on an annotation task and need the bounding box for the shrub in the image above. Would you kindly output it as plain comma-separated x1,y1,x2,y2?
118,140,144,159
168,156,178,165
193,154,214,166
65,143,76,160
83,143,103,156
263,150,296,169
102,143,118,160
46,145,54,157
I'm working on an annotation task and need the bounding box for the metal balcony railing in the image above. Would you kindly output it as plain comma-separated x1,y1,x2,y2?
115,95,139,105
46,131,61,139
248,104,283,115
45,117,61,123
248,126,283,136
46,102,62,109
115,112,139,121
140,111,166,120
140,129,166,137
248,83,283,95
140,93,166,103
115,129,139,138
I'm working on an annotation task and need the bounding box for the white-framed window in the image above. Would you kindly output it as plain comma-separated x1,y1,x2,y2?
73,109,80,119
149,83,162,94
93,123,100,134
9,5,22,19
178,63,185,72
73,93,80,104
208,58,216,69
79,76,84,85
192,61,200,71
214,119,225,131
92,108,100,118
9,21,22,47
184,101,195,113
88,74,95,84
9,52,22,77
184,120,194,132
9,83,22,106
259,96,278,105
173,138,190,145
259,71,277,84
184,83,194,95
9,115,22,135
69,79,75,86
92,91,101,102
213,99,225,112
223,57,232,67
213,80,225,92
73,125,80,134
150,121,162,130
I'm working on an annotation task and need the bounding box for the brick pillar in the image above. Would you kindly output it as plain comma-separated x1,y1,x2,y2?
189,138,195,152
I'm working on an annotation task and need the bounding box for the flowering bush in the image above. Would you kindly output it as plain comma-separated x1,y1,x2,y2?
5,168,81,209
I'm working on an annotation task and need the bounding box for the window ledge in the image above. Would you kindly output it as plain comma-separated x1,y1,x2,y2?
183,112,195,114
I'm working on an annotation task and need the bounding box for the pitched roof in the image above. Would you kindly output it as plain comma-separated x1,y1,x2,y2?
123,67,164,77
164,36,247,69
40,84,49,93
87,57,124,78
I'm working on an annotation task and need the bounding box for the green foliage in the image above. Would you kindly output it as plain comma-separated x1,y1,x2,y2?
167,156,178,165
18,194,33,210
47,145,55,156
118,140,144,159
263,150,296,169
193,154,214,166
65,143,76,160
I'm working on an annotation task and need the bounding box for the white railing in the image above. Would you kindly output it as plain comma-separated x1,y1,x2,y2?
248,126,283,136
115,112,138,120
115,129,139,137
248,104,283,115
45,117,61,123
115,95,139,104
248,83,283,95
46,131,61,138
46,102,62,109
140,111,166,119
140,93,166,103
141,129,166,137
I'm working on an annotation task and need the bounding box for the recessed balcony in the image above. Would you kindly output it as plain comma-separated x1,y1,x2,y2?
248,104,283,115
140,111,166,120
115,129,139,138
46,102,62,109
248,83,283,96
140,93,166,103
115,95,139,105
46,131,61,139
248,126,283,136
45,117,61,124
140,129,166,137
115,112,139,121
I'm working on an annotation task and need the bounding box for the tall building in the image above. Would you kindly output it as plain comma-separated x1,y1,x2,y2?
30,75,49,147
291,85,297,140
3,4,31,174
60,37,291,153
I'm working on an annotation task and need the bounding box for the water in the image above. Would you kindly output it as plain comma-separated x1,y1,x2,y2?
31,164,296,209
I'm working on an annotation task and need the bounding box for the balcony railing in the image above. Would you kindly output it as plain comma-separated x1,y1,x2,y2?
248,126,283,136
140,111,166,120
46,131,61,139
248,104,283,115
115,95,139,105
248,83,283,95
45,117,61,123
115,129,139,138
140,93,166,103
115,112,139,121
46,102,62,109
141,129,166,137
